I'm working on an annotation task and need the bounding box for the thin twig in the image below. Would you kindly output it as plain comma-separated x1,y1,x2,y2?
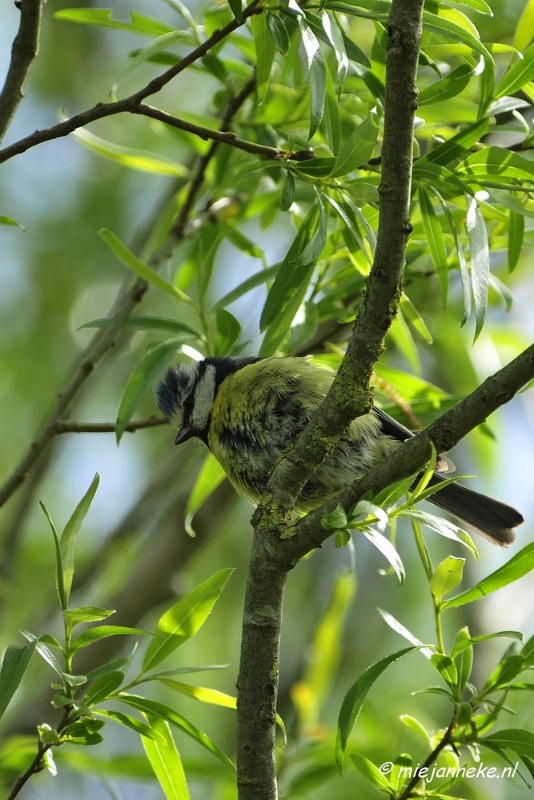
0,2,262,165
51,416,168,434
0,0,47,144
135,104,285,161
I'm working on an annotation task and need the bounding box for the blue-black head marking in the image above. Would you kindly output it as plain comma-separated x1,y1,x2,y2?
155,366,182,420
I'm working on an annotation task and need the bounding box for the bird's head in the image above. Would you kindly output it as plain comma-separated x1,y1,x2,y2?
155,360,217,445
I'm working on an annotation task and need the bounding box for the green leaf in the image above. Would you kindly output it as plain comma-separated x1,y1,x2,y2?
158,680,237,709
443,542,534,610
142,569,234,673
419,63,472,105
321,11,348,95
99,229,190,303
116,338,182,443
321,504,348,531
95,709,167,742
53,9,175,36
260,205,319,331
0,641,37,721
63,607,115,627
331,114,378,177
214,264,280,309
483,729,534,758
142,716,191,800
84,671,125,706
336,648,417,772
267,12,290,56
259,267,313,356
40,502,67,611
399,294,432,344
227,0,242,23
515,0,534,51
494,44,534,100
423,118,490,165
387,312,421,376
362,529,405,585
349,753,393,790
73,128,188,177
111,31,195,100
508,210,524,272
251,12,275,103
61,474,100,603
341,31,370,66
422,9,492,62
465,195,489,342
60,718,104,745
214,308,241,355
451,630,523,658
184,453,226,536
120,694,235,771
432,188,471,325
430,556,465,601
79,315,200,337
430,653,458,688
280,171,295,212
71,626,150,656
456,147,534,182
288,195,327,267
0,215,24,229
298,19,327,138
419,184,448,306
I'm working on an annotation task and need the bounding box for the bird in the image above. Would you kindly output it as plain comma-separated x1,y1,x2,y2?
155,355,524,547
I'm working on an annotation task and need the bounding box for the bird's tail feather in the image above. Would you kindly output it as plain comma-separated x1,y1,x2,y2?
427,475,523,547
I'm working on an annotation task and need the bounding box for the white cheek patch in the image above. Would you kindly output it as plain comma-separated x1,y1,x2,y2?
191,365,216,430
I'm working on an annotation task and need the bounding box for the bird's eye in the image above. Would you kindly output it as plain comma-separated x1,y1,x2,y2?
182,393,195,416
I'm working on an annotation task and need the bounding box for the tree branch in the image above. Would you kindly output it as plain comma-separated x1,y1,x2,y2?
398,715,457,799
236,2,425,798
0,0,47,144
135,104,286,161
0,3,262,165
50,416,168,435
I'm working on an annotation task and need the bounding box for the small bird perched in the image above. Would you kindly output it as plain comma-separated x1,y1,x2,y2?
155,356,524,547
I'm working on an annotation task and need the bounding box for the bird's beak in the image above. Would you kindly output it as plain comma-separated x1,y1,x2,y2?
175,426,196,445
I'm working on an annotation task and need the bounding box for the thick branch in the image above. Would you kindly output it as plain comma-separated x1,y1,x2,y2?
286,342,534,564
0,0,47,144
236,3,425,799
0,3,261,165
260,0,424,512
135,104,285,161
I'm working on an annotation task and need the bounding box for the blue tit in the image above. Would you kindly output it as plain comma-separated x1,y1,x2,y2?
155,356,523,546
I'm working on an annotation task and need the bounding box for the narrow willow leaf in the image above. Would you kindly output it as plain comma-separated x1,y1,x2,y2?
79,316,199,337
399,294,432,344
214,264,280,309
53,9,175,36
431,653,458,687
465,196,489,342
423,118,490,165
120,694,235,771
99,229,189,303
116,339,182,443
61,474,100,603
430,556,465,601
142,570,234,673
95,709,167,742
508,210,524,272
184,453,226,536
111,31,195,100
227,0,242,22
298,19,327,138
324,67,342,155
322,11,348,95
288,196,327,266
494,44,534,100
214,308,241,355
388,311,421,376
158,680,237,709
335,648,417,773
39,502,67,611
422,9,492,62
378,608,433,659
419,63,472,105
456,147,534,181
0,215,24,229
63,605,113,626
443,542,534,610
84,671,125,706
433,188,471,325
515,0,534,51
0,641,37,721
142,716,191,800
451,631,523,658
280,171,295,212
331,114,378,177
483,729,534,758
260,205,319,331
73,128,188,177
350,753,393,790
419,184,448,306
251,12,275,103
71,626,150,656
267,11,290,55
454,0,492,12
341,31,370,66
260,272,313,356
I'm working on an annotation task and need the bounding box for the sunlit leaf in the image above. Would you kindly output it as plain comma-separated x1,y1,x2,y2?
252,12,275,103
71,626,150,655
419,185,448,307
331,114,378,177
494,44,534,100
54,9,175,36
0,641,37,721
0,215,24,229
465,195,489,342
79,316,200,337
142,716,191,800
515,0,534,51
73,128,188,177
419,63,472,105
298,19,327,138
61,474,100,603
508,210,524,272
267,12,290,55
430,556,465,601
